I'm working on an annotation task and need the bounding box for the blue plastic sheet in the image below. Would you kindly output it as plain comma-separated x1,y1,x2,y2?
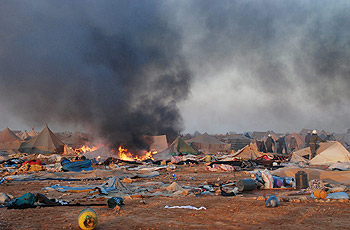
311,192,349,199
61,160,93,172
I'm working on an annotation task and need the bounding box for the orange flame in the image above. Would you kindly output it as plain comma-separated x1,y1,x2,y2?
118,146,156,161
74,145,99,154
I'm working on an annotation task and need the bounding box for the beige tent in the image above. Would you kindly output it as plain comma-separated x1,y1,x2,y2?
0,128,23,151
186,133,231,153
21,131,31,140
19,125,64,154
149,135,168,152
28,128,38,137
232,143,265,160
290,141,350,165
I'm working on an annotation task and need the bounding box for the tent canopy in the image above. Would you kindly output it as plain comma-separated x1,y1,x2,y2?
0,128,21,143
149,135,168,153
232,143,265,160
0,128,23,151
19,125,64,154
290,141,350,165
285,132,305,149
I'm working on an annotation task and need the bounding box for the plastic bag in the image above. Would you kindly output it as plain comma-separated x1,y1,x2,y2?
265,195,279,208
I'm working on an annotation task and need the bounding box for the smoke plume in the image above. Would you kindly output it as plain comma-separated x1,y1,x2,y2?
0,1,191,149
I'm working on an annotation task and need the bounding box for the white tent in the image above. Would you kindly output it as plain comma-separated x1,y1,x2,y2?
291,141,350,165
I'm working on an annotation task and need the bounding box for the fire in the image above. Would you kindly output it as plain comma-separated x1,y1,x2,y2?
74,145,99,154
117,146,156,161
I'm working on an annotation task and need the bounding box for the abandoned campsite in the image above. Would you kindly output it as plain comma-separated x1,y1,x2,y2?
2,1,350,230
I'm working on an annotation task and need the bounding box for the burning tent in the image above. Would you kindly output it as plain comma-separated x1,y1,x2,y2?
19,125,64,154
153,137,196,161
186,133,231,153
0,127,23,151
290,141,350,165
83,146,115,162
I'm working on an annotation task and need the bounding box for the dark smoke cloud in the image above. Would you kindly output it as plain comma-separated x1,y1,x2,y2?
1,0,350,139
0,1,191,149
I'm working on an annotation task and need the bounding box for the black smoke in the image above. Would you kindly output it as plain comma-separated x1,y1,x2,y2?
0,1,191,150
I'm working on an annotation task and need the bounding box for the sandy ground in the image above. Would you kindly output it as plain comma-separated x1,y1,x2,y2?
1,165,350,230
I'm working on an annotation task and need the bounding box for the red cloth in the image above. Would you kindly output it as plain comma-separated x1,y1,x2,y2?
256,155,273,160
22,160,42,166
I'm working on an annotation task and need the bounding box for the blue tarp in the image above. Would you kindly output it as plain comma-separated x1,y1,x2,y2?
311,192,349,199
61,160,93,172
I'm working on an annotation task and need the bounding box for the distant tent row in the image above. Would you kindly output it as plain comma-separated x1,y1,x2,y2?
222,134,252,151
186,133,231,153
0,125,65,154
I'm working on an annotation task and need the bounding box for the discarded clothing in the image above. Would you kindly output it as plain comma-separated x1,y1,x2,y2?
205,164,236,171
7,193,36,209
21,159,42,167
164,205,206,210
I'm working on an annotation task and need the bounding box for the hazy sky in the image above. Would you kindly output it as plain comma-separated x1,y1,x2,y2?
1,0,350,137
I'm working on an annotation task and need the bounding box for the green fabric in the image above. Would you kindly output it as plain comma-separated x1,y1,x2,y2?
177,138,197,155
8,192,36,208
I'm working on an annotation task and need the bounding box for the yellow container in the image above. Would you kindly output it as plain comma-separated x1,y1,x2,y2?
313,190,327,199
78,208,98,230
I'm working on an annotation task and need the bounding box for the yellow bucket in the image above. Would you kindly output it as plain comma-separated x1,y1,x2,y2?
78,208,98,230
